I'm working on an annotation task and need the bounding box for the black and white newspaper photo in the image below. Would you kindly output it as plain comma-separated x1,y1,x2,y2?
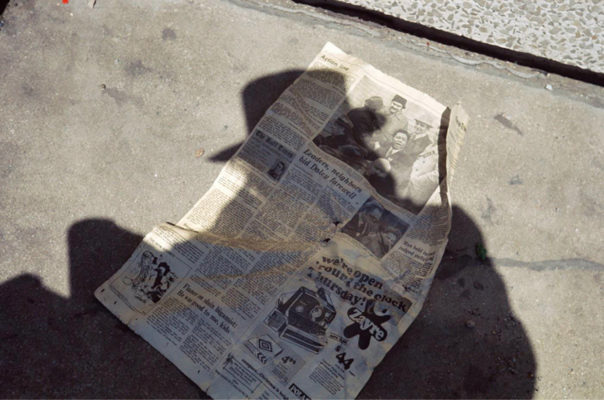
313,75,445,214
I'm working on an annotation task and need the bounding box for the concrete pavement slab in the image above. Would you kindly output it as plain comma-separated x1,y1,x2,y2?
0,0,602,398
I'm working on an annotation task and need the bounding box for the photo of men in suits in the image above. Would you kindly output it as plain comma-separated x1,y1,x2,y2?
314,90,437,214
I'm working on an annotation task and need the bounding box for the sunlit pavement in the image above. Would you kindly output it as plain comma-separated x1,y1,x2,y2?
0,0,602,398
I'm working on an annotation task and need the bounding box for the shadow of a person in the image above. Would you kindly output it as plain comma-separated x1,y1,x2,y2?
0,69,536,398
206,70,537,398
0,220,206,398
358,205,537,398
0,0,9,17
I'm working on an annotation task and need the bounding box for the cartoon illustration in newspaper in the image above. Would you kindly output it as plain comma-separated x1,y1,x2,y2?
109,246,188,313
121,250,176,304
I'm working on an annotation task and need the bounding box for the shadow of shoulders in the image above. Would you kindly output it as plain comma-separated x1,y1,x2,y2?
0,219,204,398
0,200,536,398
359,206,536,398
230,70,535,398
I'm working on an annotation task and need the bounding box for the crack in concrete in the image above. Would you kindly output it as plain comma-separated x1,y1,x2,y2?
494,113,524,136
493,257,603,272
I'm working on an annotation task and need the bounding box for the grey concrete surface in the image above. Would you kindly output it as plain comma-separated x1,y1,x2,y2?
0,0,602,398
336,0,604,74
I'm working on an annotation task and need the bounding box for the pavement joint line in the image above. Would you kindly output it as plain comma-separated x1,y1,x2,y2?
227,0,383,38
492,258,604,271
230,0,558,83
292,0,604,87
231,0,603,108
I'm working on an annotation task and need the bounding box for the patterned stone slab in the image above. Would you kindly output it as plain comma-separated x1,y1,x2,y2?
338,0,603,73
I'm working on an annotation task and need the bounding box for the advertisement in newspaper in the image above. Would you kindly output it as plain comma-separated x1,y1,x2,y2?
95,42,468,398
209,235,415,399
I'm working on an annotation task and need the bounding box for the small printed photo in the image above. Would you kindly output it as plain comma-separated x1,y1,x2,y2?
341,198,409,258
267,159,287,182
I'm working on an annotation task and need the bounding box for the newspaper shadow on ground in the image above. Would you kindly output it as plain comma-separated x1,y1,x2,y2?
0,70,535,398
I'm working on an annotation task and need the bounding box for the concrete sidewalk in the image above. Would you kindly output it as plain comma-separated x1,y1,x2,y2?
0,0,602,398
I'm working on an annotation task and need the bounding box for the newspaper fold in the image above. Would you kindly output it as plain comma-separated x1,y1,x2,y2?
96,42,468,399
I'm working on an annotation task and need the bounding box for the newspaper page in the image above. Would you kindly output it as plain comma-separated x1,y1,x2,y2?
95,42,468,399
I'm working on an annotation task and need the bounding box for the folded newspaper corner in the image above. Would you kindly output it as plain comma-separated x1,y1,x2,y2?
95,42,468,399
